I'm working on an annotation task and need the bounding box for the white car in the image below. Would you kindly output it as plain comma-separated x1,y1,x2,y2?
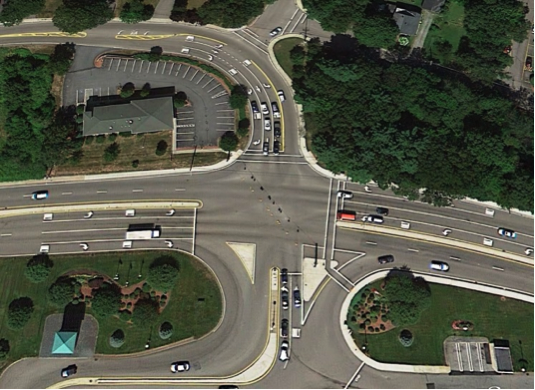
186,36,195,42
277,90,286,102
243,59,252,67
260,102,269,115
279,340,289,361
429,260,449,272
229,68,238,76
207,55,213,61
270,27,283,37
442,228,452,236
40,244,50,253
181,48,190,54
170,361,190,373
361,215,384,224
247,88,253,95
32,190,49,200
264,118,271,131
337,190,353,199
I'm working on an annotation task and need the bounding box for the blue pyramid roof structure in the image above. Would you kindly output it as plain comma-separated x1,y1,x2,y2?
51,331,77,354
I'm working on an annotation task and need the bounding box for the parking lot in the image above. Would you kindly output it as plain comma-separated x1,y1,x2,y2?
444,337,495,373
64,55,234,150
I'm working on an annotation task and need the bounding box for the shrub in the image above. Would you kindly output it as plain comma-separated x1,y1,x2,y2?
48,278,76,307
88,277,105,289
140,82,151,97
238,117,250,129
119,310,131,322
367,326,374,333
133,298,159,323
132,159,140,168
147,257,180,292
75,116,84,124
384,273,431,326
76,105,85,115
109,329,125,348
159,321,173,340
96,135,106,144
219,131,238,152
104,142,121,162
24,254,53,283
374,327,379,332
126,302,133,309
85,136,95,145
142,282,151,293
380,323,386,331
120,82,135,98
173,91,187,108
7,297,34,330
91,283,122,318
229,85,248,109
398,329,414,347
0,339,10,360
155,140,168,156
236,126,249,138
109,133,117,142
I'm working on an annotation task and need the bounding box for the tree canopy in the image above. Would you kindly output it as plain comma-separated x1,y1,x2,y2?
0,0,44,26
229,85,248,110
24,254,53,283
383,273,431,326
147,260,179,292
120,0,155,23
91,283,122,318
198,0,265,28
132,298,159,323
219,131,239,152
291,37,534,211
53,0,114,34
7,297,34,330
48,278,77,307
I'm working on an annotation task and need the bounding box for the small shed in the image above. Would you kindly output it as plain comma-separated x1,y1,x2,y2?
51,331,77,355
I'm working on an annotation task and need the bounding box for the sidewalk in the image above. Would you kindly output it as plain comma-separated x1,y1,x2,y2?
339,269,533,374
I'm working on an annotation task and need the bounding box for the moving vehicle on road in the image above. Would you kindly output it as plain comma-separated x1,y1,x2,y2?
375,207,389,216
261,102,269,115
273,140,280,156
243,59,251,67
263,140,269,156
170,361,190,373
31,190,48,200
429,260,449,272
277,90,286,102
271,102,280,118
281,268,288,284
337,190,353,199
274,121,281,138
361,215,384,224
61,364,77,378
337,210,357,221
280,319,289,338
264,118,271,131
497,227,517,239
281,286,289,310
279,340,290,361
270,27,283,37
293,287,301,308
125,224,161,240
377,255,394,264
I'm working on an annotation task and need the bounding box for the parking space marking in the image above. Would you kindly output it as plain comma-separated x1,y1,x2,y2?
217,116,234,119
202,78,214,88
207,84,220,93
216,122,234,126
161,62,167,74
123,59,128,72
176,124,196,128
168,63,174,75
215,102,229,106
131,60,136,72
116,59,121,71
196,73,206,84
183,66,190,79
154,62,159,74
107,59,113,70
212,91,227,99
176,117,194,121
190,69,199,81
217,109,234,112
146,62,151,73
138,60,144,73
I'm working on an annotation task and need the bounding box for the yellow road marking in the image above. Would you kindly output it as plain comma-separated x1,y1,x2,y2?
115,34,175,40
0,32,86,38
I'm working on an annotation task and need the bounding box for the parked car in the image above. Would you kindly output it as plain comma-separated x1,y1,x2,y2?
293,287,302,308
251,101,260,114
273,140,280,156
279,340,290,361
170,361,191,373
274,121,281,138
277,90,286,102
280,318,289,338
429,260,449,272
361,215,384,224
497,227,517,239
280,268,288,284
271,102,280,118
263,140,269,156
375,207,389,216
31,190,49,200
337,190,353,199
261,102,269,115
281,286,289,310
377,255,394,264
264,118,271,131
61,365,77,378
270,27,283,37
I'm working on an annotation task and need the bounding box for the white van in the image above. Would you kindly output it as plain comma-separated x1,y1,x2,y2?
186,35,195,42
40,244,50,253
43,213,53,221
181,48,190,54
401,221,411,229
123,241,133,249
483,237,494,246
125,209,135,217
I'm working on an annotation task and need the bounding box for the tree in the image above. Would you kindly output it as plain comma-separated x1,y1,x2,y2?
155,140,168,156
104,142,121,162
147,258,179,292
24,254,53,283
109,329,125,348
53,0,114,34
159,321,173,339
48,278,77,307
132,298,159,322
120,82,136,98
120,0,155,23
41,108,77,170
353,13,398,48
383,273,431,326
198,0,264,28
140,82,151,97
289,45,306,66
173,91,187,108
219,131,239,152
0,0,45,26
229,85,248,109
0,339,9,360
7,297,34,330
49,43,76,75
237,118,250,137
91,283,122,318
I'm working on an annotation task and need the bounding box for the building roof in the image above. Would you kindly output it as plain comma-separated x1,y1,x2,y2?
83,97,174,136
422,0,445,12
393,7,421,36
52,331,77,354
494,346,513,373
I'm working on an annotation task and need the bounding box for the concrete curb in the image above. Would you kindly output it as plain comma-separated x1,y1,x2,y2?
337,221,533,265
339,269,533,373
294,0,307,12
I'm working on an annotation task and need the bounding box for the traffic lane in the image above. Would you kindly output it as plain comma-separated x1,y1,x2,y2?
335,230,534,293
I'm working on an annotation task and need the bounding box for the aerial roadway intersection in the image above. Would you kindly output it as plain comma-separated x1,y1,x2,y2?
0,1,533,389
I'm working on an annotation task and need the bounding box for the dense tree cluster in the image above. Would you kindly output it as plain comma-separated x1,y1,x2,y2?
147,258,180,292
170,0,203,24
48,277,78,307
383,273,431,326
120,0,155,24
132,298,159,323
197,0,265,28
292,38,533,211
0,0,44,26
53,0,113,34
7,297,34,330
91,283,122,318
303,0,398,48
24,254,53,283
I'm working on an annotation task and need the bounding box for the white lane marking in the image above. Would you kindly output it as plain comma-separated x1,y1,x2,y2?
232,31,268,54
344,362,366,389
1,233,12,237
132,189,143,193
96,190,107,194
62,192,73,195
407,248,419,252
174,188,186,191
323,178,333,259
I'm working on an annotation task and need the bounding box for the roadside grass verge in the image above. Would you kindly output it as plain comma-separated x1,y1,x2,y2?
37,0,63,18
348,282,533,371
187,0,207,9
423,1,466,62
0,251,222,369
273,37,304,78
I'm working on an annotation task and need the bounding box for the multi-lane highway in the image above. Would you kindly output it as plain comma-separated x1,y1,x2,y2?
0,3,533,389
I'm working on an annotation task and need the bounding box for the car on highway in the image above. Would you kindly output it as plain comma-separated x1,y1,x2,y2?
279,340,290,361
263,140,269,156
361,215,384,224
274,121,281,138
273,140,280,156
281,268,288,284
377,255,394,264
270,27,283,37
170,361,191,373
229,68,238,76
337,190,353,199
280,318,289,338
375,207,389,216
264,118,271,131
243,59,251,67
261,102,269,115
61,364,77,378
277,90,286,102
281,286,289,310
497,227,517,239
429,260,449,272
293,287,302,308
32,190,49,200
251,101,260,114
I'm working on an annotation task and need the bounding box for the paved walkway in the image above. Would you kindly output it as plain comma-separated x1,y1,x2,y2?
152,0,174,20
339,269,533,374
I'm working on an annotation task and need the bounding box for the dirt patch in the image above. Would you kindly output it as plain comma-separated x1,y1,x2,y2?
51,74,64,107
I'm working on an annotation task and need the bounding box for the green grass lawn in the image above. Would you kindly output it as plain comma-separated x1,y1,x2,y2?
423,1,466,62
0,251,222,369
273,37,304,78
348,283,534,371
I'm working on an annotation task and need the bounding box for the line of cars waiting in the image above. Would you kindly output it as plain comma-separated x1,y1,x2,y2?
279,268,301,362
250,90,286,156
